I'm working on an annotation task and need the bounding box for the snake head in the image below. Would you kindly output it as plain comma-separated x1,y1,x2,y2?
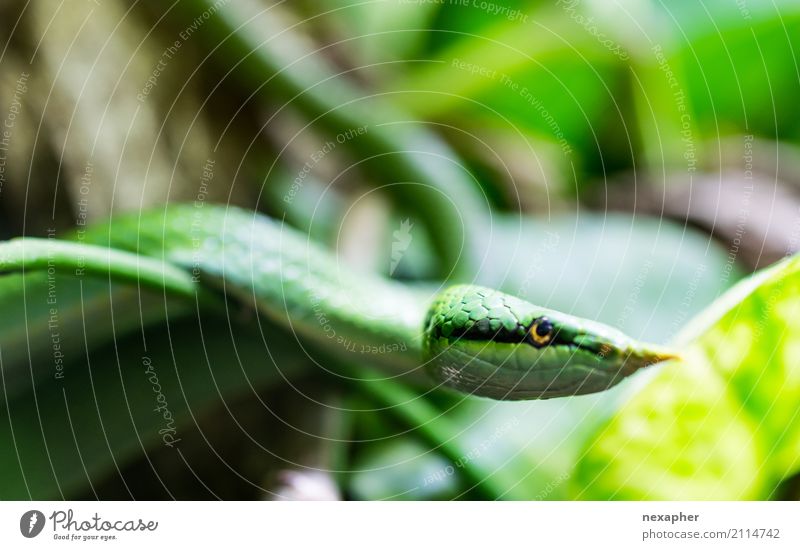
423,285,679,400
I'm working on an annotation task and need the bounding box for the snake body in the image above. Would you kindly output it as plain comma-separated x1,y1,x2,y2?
4,204,675,400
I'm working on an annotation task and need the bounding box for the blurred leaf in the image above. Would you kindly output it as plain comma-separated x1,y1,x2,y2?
349,438,463,501
0,274,191,404
643,0,800,146
677,13,800,141
0,239,312,498
0,237,199,403
424,0,532,54
681,255,800,480
296,0,442,66
573,253,800,499
475,213,739,343
573,358,764,499
0,282,309,499
389,9,620,154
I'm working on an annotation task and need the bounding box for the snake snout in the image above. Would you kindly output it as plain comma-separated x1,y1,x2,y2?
620,346,681,376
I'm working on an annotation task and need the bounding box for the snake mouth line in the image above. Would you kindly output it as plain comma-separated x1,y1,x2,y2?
434,332,617,362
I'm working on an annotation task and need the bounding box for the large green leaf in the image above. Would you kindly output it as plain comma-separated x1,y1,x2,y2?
573,253,800,499
0,240,312,498
0,307,310,499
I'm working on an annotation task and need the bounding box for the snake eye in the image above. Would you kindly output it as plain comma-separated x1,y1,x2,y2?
529,317,554,347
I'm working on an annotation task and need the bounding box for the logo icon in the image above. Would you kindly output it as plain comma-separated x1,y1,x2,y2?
20,510,45,538
390,219,414,276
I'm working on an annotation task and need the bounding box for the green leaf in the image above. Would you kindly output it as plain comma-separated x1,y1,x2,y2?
573,253,800,499
0,310,311,499
388,10,619,151
0,239,310,498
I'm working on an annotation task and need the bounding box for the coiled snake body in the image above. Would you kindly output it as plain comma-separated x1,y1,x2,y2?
1,204,675,400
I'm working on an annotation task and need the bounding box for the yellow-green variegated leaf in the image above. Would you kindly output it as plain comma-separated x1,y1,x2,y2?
572,254,800,499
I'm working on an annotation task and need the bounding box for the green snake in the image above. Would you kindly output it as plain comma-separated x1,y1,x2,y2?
0,204,676,400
